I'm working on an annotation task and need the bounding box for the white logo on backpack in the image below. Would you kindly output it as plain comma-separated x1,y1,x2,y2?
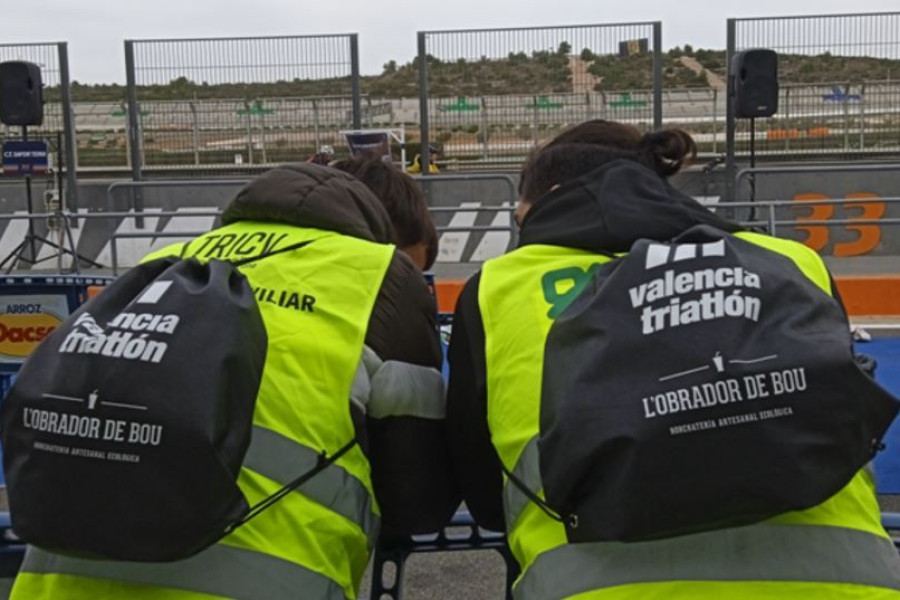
136,281,174,305
644,240,726,270
59,312,181,364
629,240,763,335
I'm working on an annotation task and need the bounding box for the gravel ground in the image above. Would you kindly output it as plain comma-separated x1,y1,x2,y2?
360,550,510,600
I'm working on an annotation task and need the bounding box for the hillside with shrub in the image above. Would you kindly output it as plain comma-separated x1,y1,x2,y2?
55,44,900,103
690,47,900,84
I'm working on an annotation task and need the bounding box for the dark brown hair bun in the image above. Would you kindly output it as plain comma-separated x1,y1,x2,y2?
638,129,697,177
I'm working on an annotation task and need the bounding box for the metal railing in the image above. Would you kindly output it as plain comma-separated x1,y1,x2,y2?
0,163,897,272
416,22,663,173
725,12,900,199
100,174,521,272
59,76,900,175
414,173,519,259
4,14,899,176
0,199,888,274
123,35,361,179
712,196,900,236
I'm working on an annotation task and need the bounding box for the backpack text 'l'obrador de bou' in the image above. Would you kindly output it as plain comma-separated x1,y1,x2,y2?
535,226,899,543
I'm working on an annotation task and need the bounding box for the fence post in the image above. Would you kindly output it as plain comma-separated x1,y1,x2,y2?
259,107,267,165
350,34,362,129
243,101,254,164
724,19,736,202
652,22,663,129
712,88,719,155
481,97,489,160
843,84,851,151
190,101,200,165
859,83,866,150
124,41,143,182
57,43,79,215
313,99,321,150
417,31,431,175
784,87,791,152
123,40,145,228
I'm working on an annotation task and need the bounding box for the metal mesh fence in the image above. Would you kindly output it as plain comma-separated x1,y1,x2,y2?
729,13,900,160
1,42,79,212
124,35,360,176
0,43,65,155
661,87,727,157
418,23,662,171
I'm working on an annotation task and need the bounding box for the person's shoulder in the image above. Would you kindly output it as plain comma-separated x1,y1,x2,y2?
734,231,831,292
140,242,187,264
379,249,433,312
735,231,824,264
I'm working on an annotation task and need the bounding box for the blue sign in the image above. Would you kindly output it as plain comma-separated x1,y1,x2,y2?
2,140,49,175
822,87,862,103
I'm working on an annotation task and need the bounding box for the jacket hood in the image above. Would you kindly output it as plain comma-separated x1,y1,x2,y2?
519,159,742,254
222,163,394,243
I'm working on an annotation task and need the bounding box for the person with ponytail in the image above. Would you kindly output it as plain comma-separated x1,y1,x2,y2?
446,120,900,599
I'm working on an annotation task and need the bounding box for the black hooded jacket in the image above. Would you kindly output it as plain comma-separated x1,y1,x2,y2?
224,163,460,535
446,160,743,531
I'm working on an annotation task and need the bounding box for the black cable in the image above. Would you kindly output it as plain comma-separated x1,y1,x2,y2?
225,437,358,534
500,463,564,525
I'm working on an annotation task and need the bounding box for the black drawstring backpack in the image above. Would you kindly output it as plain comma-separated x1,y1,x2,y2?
1,242,355,561
513,225,899,543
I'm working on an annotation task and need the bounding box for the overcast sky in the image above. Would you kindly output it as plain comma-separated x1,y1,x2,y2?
2,0,899,83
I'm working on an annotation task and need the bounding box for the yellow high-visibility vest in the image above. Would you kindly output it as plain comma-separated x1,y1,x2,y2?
13,221,395,600
479,232,900,600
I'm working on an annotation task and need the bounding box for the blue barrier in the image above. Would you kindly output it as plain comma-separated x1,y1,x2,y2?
862,338,900,493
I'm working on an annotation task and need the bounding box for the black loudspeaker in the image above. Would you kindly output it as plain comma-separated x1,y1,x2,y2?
731,49,778,118
0,61,44,127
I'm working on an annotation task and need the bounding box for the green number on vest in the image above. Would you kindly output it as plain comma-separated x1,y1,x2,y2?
541,264,600,319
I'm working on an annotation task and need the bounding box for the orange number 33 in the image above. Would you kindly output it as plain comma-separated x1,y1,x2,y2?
793,193,884,256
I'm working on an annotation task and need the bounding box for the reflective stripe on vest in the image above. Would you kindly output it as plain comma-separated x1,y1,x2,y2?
185,223,393,596
479,238,900,597
515,524,900,600
19,545,348,600
243,425,379,543
368,362,446,420
504,436,542,531
351,345,446,420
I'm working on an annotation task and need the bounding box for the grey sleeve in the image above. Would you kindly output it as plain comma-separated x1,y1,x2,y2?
362,252,461,535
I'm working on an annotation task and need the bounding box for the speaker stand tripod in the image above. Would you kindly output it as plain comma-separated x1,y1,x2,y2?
0,126,102,274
